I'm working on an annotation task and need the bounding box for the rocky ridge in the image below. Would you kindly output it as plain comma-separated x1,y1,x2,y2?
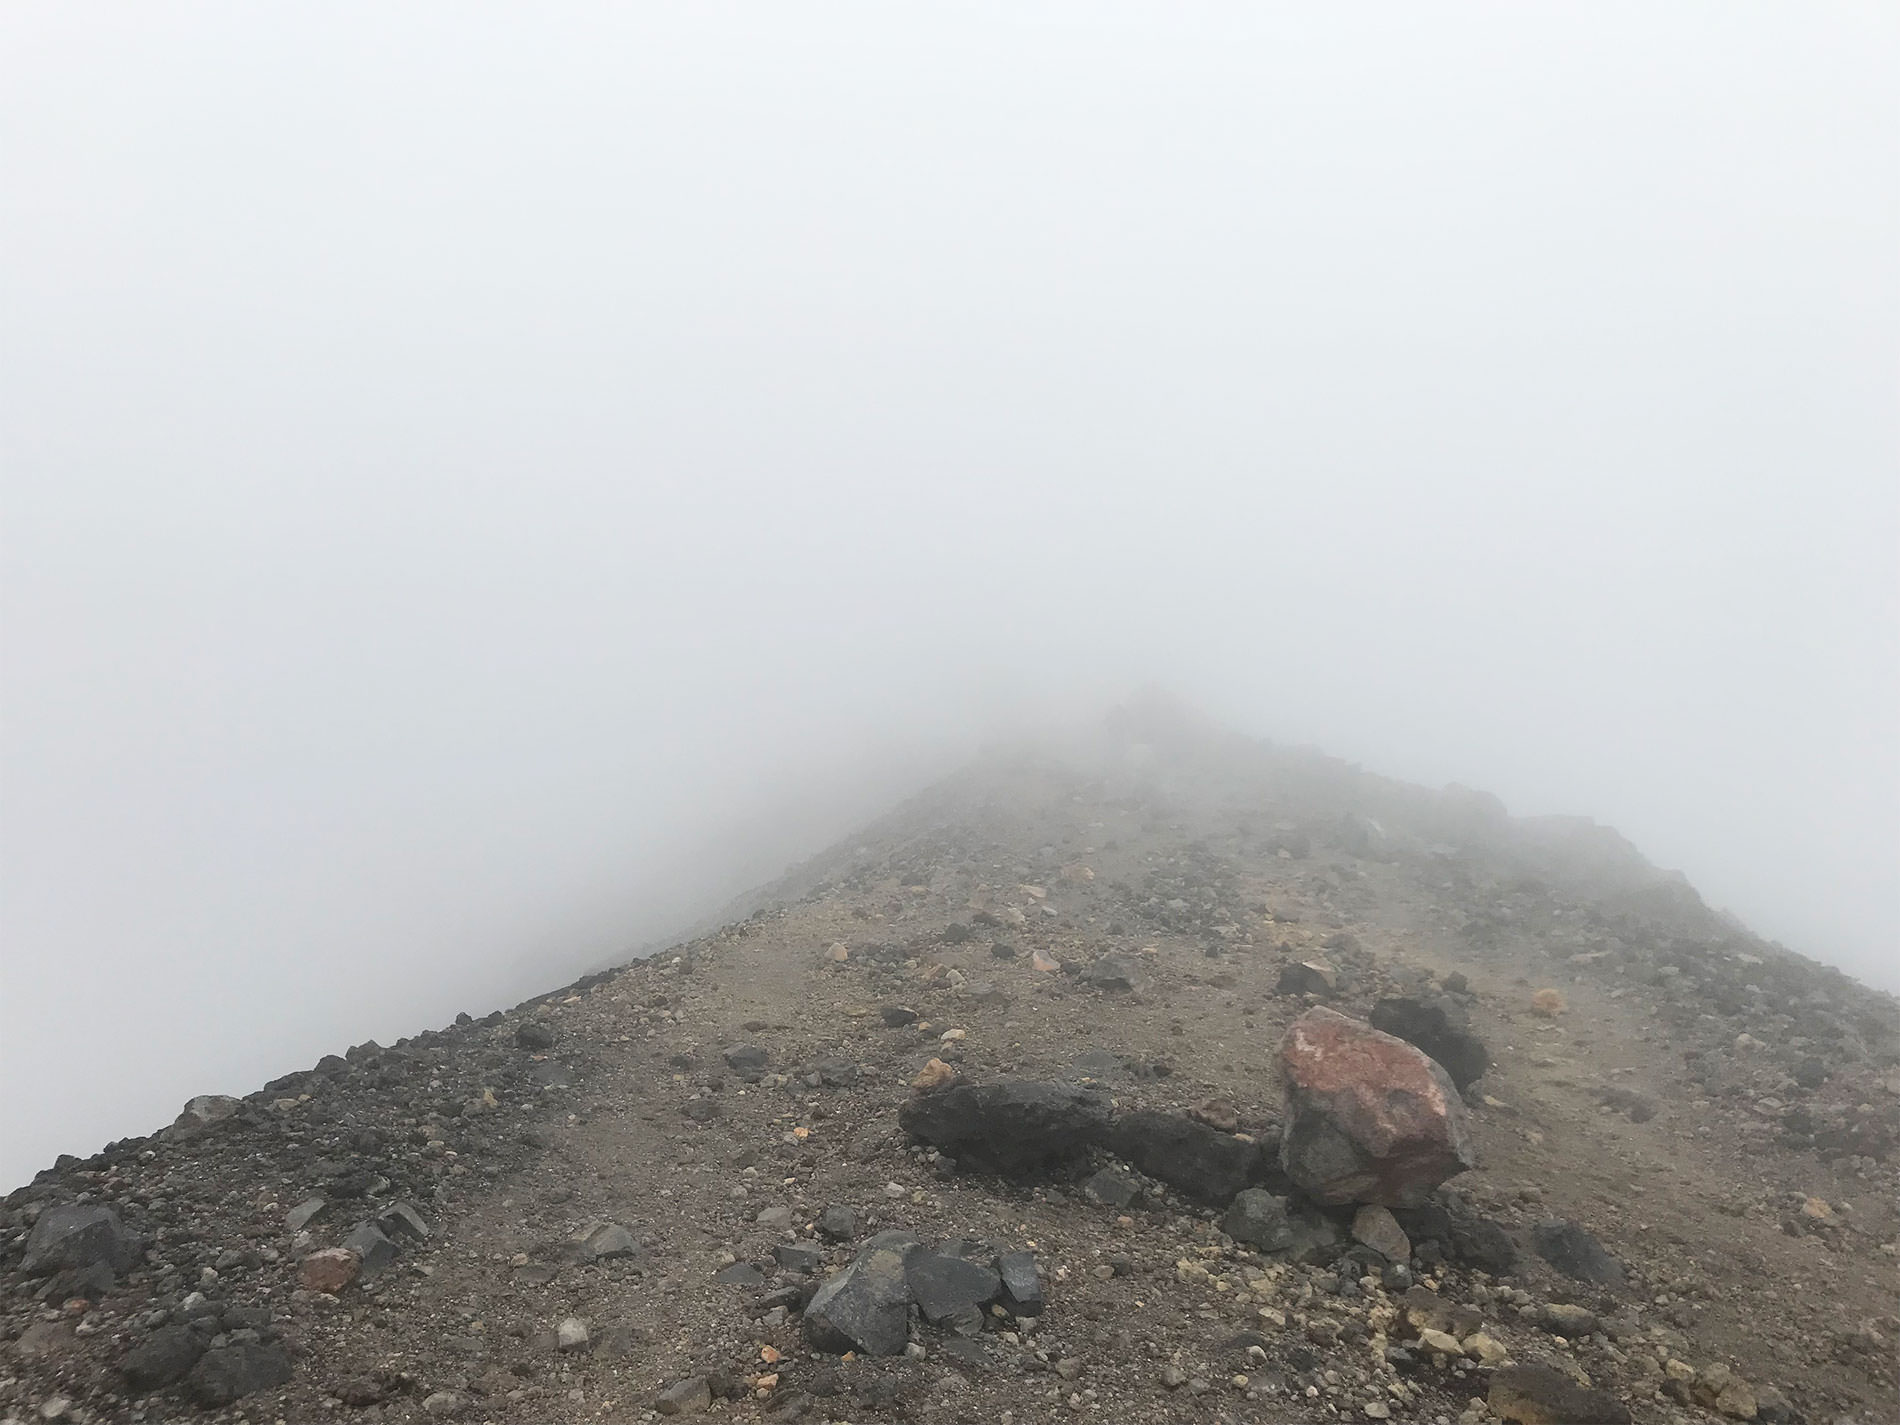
3,722,1897,1424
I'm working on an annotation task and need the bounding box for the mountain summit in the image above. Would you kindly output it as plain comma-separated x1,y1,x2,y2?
5,723,1897,1423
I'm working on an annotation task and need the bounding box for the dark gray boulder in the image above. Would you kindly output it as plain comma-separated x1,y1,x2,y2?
723,1044,769,1080
898,1081,1112,1174
995,1250,1043,1316
906,1251,1000,1332
185,1341,293,1407
1489,1364,1631,1424
1221,1190,1295,1252
342,1221,399,1277
1081,1167,1140,1209
1531,1219,1624,1287
1082,953,1142,991
803,1234,920,1355
1104,1111,1279,1203
123,1324,207,1392
1369,996,1490,1092
21,1204,142,1276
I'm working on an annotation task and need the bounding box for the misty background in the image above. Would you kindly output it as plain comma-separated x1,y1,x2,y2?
3,5,1895,1190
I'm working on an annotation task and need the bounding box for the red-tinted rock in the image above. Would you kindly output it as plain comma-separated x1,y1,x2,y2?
298,1247,360,1294
1276,1007,1476,1206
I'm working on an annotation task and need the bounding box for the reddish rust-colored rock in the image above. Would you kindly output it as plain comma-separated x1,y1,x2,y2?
297,1247,361,1294
1276,1007,1476,1206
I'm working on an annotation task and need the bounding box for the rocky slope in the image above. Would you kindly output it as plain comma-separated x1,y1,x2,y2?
4,716,1898,1425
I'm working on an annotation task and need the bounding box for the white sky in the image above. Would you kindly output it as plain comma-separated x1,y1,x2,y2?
3,4,1896,1187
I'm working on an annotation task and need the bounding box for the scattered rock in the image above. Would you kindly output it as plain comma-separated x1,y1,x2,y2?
773,1241,826,1274
20,1204,143,1277
1277,1008,1478,1206
1488,1363,1630,1424
655,1376,713,1414
1277,958,1339,996
516,1021,556,1050
1531,1219,1625,1287
342,1220,399,1277
1351,1205,1412,1261
880,1005,919,1027
817,1205,857,1241
723,1043,769,1080
572,1221,642,1263
1082,1166,1140,1208
911,1058,959,1091
1544,1302,1598,1337
1221,1190,1295,1252
297,1247,360,1294
557,1317,590,1351
906,1251,1001,1332
803,1233,919,1355
1187,1098,1240,1132
122,1324,207,1392
995,1249,1044,1316
1083,953,1142,991
172,1094,242,1135
185,1341,294,1407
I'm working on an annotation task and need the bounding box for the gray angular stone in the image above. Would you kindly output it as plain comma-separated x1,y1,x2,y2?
655,1376,713,1415
773,1241,826,1274
374,1200,429,1242
122,1324,206,1392
803,1236,917,1355
995,1249,1043,1316
573,1222,641,1263
1352,1205,1412,1262
515,1021,556,1050
185,1341,293,1407
20,1205,142,1277
172,1095,242,1135
1489,1364,1631,1424
1083,953,1142,991
816,1206,857,1241
1531,1219,1624,1287
1082,1167,1140,1209
1222,1190,1295,1252
342,1221,398,1277
723,1043,769,1079
284,1197,326,1232
906,1251,1000,1332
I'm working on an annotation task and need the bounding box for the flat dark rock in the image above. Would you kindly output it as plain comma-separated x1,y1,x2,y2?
1532,1218,1624,1287
898,1080,1112,1173
1105,1111,1278,1202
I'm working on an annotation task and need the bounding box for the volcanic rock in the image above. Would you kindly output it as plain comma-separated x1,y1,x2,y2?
122,1325,207,1393
1105,1110,1277,1202
20,1205,142,1277
185,1341,293,1407
906,1250,1000,1332
1532,1218,1625,1287
1276,1007,1477,1206
802,1233,920,1355
1369,995,1491,1091
897,1080,1111,1173
1221,1189,1295,1252
1488,1363,1631,1424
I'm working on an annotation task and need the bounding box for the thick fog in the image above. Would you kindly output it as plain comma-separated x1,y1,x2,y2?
3,5,1895,1189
